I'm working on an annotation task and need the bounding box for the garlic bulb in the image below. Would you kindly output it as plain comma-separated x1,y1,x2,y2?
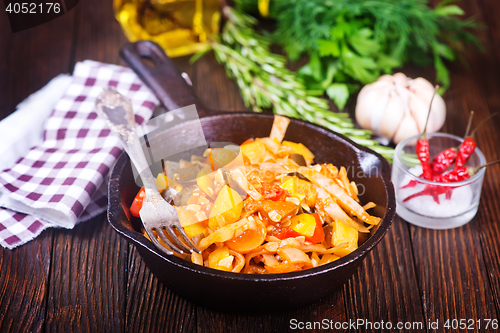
355,73,446,144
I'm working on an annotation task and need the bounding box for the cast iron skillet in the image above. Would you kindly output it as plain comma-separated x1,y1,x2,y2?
108,41,395,311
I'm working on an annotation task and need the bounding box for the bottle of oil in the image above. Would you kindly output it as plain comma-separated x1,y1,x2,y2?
114,0,220,57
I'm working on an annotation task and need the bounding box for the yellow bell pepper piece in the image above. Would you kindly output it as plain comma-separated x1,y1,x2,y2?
208,148,238,170
282,141,315,165
240,141,267,164
208,246,233,271
319,253,340,265
183,222,208,238
196,169,216,199
176,206,201,227
156,173,169,191
208,185,243,230
280,177,306,201
332,219,358,257
289,214,316,238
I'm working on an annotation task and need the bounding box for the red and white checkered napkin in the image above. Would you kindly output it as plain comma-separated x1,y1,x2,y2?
0,60,159,249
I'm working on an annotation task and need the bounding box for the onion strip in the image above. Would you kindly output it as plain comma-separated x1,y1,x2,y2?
299,167,381,225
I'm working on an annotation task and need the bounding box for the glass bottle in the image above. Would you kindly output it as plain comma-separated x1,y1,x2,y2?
114,0,220,57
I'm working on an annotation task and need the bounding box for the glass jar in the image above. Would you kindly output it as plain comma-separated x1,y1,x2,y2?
392,133,486,229
114,0,220,57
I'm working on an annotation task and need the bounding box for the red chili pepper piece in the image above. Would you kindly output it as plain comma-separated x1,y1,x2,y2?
445,188,453,200
417,139,433,180
415,86,438,181
401,173,423,188
454,137,476,170
431,147,457,174
434,166,471,183
432,189,441,204
401,180,418,189
403,185,448,203
435,160,500,183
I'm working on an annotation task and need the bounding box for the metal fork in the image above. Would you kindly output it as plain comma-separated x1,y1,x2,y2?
95,87,200,255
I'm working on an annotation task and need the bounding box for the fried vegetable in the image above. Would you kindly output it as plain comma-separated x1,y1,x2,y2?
130,187,145,217
240,141,267,164
230,168,262,200
269,115,291,143
132,115,382,274
258,200,299,223
209,185,244,229
319,254,340,265
226,219,266,253
199,218,249,251
277,247,310,265
289,214,316,238
280,177,306,201
197,169,216,199
209,246,234,271
316,187,370,233
265,262,302,273
183,222,209,238
331,219,358,257
282,141,315,166
209,148,238,170
300,167,381,225
156,173,169,191
279,213,325,244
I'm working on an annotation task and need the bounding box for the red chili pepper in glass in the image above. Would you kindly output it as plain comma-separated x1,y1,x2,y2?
454,137,476,170
401,173,425,188
403,184,448,204
435,166,471,182
417,139,432,180
416,86,438,180
430,147,458,175
445,189,453,200
435,160,500,183
401,179,419,189
454,111,498,170
429,110,475,174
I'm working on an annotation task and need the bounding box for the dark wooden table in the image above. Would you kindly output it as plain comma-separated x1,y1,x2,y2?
1,1,499,332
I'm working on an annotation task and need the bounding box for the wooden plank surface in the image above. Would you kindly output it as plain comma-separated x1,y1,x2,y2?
125,245,198,333
0,10,76,115
0,0,500,332
41,2,129,333
45,216,128,333
0,7,75,333
0,9,12,121
71,0,128,66
475,0,500,316
344,218,427,332
0,232,52,333
407,2,500,330
193,52,247,112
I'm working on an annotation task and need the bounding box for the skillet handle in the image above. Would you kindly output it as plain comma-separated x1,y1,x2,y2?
120,41,211,117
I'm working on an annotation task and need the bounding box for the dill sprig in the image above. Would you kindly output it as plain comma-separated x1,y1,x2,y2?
192,7,394,160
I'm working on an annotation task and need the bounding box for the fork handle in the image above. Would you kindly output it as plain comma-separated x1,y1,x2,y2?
95,91,157,191
124,133,157,191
